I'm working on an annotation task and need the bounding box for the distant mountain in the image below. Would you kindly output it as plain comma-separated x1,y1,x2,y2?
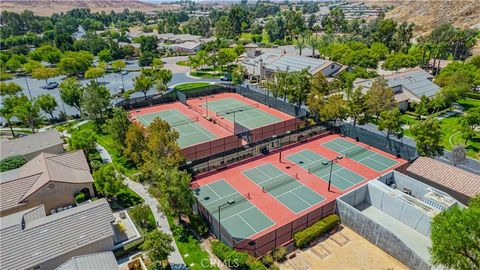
0,0,181,16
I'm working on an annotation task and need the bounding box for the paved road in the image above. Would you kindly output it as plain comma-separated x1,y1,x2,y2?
2,57,220,119
94,143,187,270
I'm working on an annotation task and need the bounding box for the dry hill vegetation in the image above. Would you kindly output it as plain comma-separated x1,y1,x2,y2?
0,0,181,16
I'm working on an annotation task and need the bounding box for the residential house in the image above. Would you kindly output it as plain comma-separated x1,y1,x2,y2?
0,199,116,270
1,129,64,161
55,252,119,270
404,157,480,205
0,150,94,217
173,41,202,54
353,69,441,111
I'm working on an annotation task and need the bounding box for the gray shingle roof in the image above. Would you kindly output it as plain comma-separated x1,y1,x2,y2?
0,199,115,270
385,69,440,98
1,129,63,160
265,55,329,73
0,150,94,212
56,252,118,270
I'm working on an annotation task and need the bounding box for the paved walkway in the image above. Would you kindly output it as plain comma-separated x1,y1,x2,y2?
94,143,187,270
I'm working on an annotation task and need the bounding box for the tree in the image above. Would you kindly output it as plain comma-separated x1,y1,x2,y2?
232,64,245,85
36,94,57,120
129,204,155,231
134,73,153,99
59,77,83,115
97,49,112,68
295,35,307,56
411,117,443,157
92,164,126,198
103,108,130,149
217,48,238,71
58,51,94,75
111,59,127,89
141,230,174,263
30,44,62,65
0,82,22,96
84,66,105,82
430,196,480,269
414,96,430,119
378,108,403,140
124,123,146,166
459,108,480,145
365,79,396,119
347,87,368,128
81,81,110,122
14,95,42,133
215,16,234,39
319,94,347,126
142,118,183,170
289,69,311,106
70,129,96,152
449,144,467,166
150,168,194,221
138,35,158,53
0,155,27,172
0,96,20,137
22,59,42,74
31,66,59,88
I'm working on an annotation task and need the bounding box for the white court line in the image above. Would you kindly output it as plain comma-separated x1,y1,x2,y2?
238,214,259,233
274,185,304,199
221,205,255,223
290,190,316,207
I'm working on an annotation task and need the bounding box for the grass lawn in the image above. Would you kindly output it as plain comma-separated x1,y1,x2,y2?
189,71,224,79
240,31,270,44
76,121,139,175
176,60,191,66
174,82,211,91
401,98,480,159
168,216,219,270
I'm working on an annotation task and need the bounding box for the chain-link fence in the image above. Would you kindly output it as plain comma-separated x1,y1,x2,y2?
236,85,308,118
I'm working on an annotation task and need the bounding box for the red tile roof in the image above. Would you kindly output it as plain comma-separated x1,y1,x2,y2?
406,157,480,199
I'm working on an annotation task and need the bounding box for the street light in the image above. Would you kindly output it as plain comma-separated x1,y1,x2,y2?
218,199,235,242
321,156,343,192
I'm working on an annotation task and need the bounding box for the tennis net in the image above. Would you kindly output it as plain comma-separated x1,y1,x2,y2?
261,174,294,193
307,160,329,174
216,103,259,116
190,104,203,115
170,116,199,127
346,147,369,159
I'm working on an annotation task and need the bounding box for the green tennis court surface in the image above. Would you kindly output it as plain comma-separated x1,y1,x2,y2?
135,109,216,148
286,150,365,191
322,138,399,172
206,98,281,129
194,179,275,239
243,163,325,213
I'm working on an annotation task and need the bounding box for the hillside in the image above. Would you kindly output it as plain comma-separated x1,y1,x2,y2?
360,0,480,34
0,0,181,16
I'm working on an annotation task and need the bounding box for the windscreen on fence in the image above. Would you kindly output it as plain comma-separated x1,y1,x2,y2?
236,85,307,118
338,122,418,161
234,121,250,136
177,90,187,105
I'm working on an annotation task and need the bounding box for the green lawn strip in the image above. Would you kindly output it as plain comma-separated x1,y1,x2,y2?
77,122,139,175
174,82,211,91
176,60,190,66
167,215,219,270
189,71,224,79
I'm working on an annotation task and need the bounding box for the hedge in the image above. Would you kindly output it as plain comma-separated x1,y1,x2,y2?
293,214,340,248
466,91,480,100
74,192,86,203
211,240,267,270
0,155,27,172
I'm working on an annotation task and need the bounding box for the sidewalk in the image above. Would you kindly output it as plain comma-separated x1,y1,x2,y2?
94,143,187,270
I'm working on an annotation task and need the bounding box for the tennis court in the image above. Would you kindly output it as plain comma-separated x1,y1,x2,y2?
206,98,281,129
194,179,275,239
242,163,325,213
135,109,217,148
322,138,399,172
286,150,365,191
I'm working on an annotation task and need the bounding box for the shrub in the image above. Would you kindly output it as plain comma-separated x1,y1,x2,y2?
271,246,287,262
188,213,208,237
0,155,27,172
74,192,86,203
211,240,267,270
466,91,480,100
261,253,274,266
293,214,340,248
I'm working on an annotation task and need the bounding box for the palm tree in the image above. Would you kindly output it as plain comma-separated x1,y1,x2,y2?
295,35,307,56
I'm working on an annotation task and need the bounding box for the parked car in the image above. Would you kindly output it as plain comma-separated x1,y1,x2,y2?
220,73,232,81
120,70,128,75
45,82,59,89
